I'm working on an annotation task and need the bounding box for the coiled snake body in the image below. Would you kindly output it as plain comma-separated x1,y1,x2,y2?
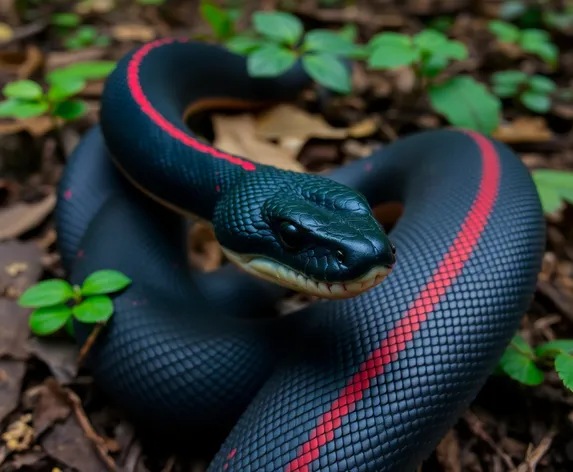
55,38,545,471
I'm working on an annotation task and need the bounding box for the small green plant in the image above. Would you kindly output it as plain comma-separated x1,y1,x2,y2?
500,0,573,32
491,71,556,113
137,0,166,4
487,20,559,67
366,29,501,135
64,25,111,49
0,60,116,121
496,334,573,393
221,11,364,94
18,270,131,337
199,0,242,42
532,169,573,215
50,12,82,30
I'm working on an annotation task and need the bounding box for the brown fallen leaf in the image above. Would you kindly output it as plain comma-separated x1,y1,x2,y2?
26,338,78,385
32,378,72,438
492,117,552,143
0,239,43,302
0,45,43,79
112,24,156,42
188,221,222,272
0,191,56,241
46,48,106,70
0,116,63,138
213,113,306,172
435,429,462,472
41,415,114,472
0,362,26,424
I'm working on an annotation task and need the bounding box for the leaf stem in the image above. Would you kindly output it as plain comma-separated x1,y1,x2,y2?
77,322,104,366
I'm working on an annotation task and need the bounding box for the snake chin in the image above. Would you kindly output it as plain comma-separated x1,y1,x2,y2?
221,247,392,300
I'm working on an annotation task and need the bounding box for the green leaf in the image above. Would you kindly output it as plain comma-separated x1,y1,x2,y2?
76,25,98,42
53,99,88,120
520,90,551,113
528,75,557,94
413,29,448,52
9,101,49,118
0,98,24,118
520,28,550,43
3,80,43,100
302,29,358,57
499,335,544,385
520,36,558,65
535,339,573,358
428,75,501,135
65,316,75,338
302,52,351,94
200,1,234,39
431,40,468,60
488,20,520,43
247,44,297,77
19,279,75,308
80,269,132,296
252,11,303,45
225,35,267,54
338,24,358,43
51,12,81,28
532,169,573,214
29,305,72,336
493,84,519,97
368,32,412,50
419,54,449,78
491,70,528,87
47,61,117,82
47,76,86,101
367,41,420,70
555,353,573,393
72,295,114,323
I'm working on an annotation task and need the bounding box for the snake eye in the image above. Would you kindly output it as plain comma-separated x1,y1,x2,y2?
278,221,304,249
335,249,345,264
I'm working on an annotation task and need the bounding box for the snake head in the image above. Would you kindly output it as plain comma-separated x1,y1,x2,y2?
212,171,395,299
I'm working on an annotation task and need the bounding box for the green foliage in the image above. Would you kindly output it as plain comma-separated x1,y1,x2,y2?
64,25,111,50
428,76,501,135
199,1,241,41
18,270,132,337
0,61,116,122
491,71,556,113
498,334,573,393
531,169,573,214
50,12,82,29
366,30,500,133
487,20,559,67
218,9,359,94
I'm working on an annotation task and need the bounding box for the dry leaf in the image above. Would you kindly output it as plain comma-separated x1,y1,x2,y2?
111,24,156,42
0,116,63,138
435,429,461,472
0,191,56,240
46,48,106,70
0,22,13,41
75,0,115,14
492,117,552,143
213,113,306,172
0,45,42,79
188,221,222,272
255,104,348,141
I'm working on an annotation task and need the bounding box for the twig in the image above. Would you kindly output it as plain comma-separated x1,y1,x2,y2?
513,428,557,472
463,411,516,470
77,322,105,366
65,387,118,471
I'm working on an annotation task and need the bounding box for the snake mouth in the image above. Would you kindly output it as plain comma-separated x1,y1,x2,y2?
221,247,392,300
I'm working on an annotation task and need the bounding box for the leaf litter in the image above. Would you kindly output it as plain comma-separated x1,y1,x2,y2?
0,0,572,471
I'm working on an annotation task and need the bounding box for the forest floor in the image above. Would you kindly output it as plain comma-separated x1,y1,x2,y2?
0,0,573,471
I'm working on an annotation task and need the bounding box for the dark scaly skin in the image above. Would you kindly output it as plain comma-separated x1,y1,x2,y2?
55,38,546,471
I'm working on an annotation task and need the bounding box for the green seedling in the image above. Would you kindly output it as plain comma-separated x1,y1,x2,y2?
18,270,131,338
491,70,556,113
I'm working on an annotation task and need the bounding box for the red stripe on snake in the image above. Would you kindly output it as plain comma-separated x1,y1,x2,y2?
126,37,257,172
285,130,501,472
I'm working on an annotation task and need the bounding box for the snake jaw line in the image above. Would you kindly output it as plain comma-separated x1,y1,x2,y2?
221,247,392,299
